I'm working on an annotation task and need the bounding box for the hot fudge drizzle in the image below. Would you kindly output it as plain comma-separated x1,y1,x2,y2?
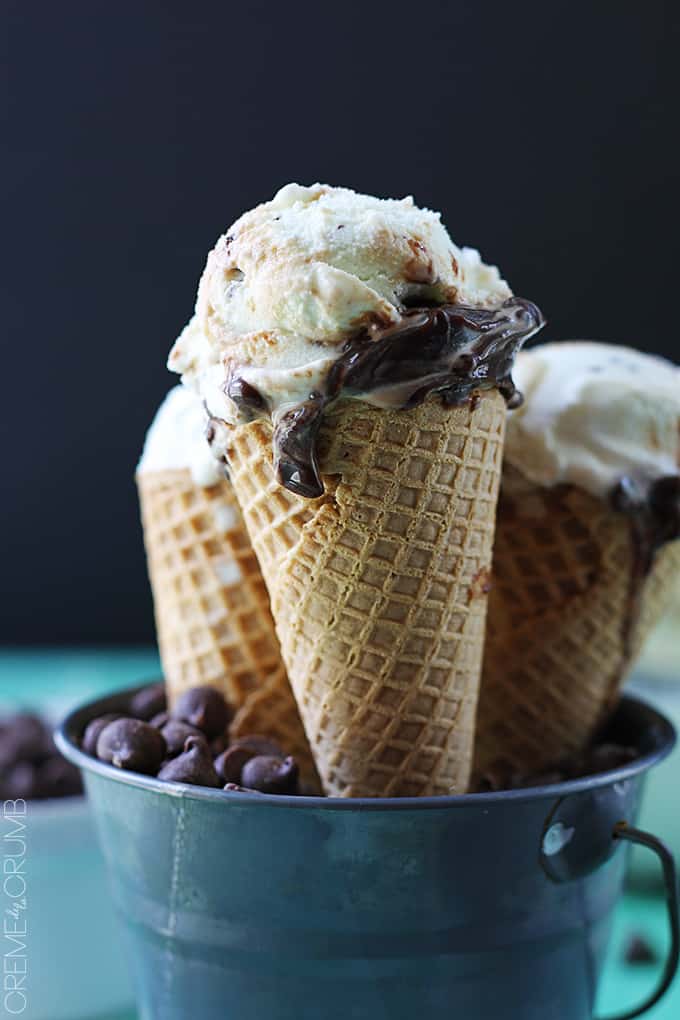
217,296,545,498
611,473,680,658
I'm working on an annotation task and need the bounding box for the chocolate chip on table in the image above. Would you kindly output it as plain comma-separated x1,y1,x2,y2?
160,720,206,758
81,713,123,757
241,755,299,795
0,762,40,801
0,713,85,801
0,756,84,801
129,682,167,722
157,736,221,787
38,756,84,798
624,933,658,965
96,718,166,775
172,686,232,739
0,713,53,768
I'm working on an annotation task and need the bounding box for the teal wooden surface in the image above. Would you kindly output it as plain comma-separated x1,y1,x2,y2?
1,649,678,1019
597,892,679,1018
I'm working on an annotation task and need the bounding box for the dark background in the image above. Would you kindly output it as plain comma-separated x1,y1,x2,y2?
3,2,678,644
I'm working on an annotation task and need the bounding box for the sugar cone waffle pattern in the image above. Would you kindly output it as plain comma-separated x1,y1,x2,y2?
136,469,318,786
225,393,507,797
473,465,680,786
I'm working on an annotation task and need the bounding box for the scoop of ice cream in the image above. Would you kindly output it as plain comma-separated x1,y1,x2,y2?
137,385,223,487
506,342,680,499
168,182,513,424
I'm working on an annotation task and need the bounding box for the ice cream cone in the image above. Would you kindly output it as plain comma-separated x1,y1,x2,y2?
473,465,680,786
136,467,319,786
224,391,507,797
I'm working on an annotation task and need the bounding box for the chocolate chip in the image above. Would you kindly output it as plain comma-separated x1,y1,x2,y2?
232,734,283,757
240,755,299,795
0,714,53,768
472,777,497,794
0,714,83,801
0,762,40,801
298,780,321,797
624,933,658,965
578,744,638,777
157,736,221,787
150,711,170,730
480,740,641,792
160,720,206,758
96,718,166,775
38,756,83,799
129,683,167,722
210,732,230,756
172,686,231,739
214,745,257,784
214,734,288,783
81,714,123,757
512,770,566,789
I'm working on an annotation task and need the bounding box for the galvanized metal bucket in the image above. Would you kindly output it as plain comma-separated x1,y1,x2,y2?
57,690,679,1020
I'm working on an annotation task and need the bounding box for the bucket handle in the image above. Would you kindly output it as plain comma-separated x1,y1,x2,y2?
596,821,680,1020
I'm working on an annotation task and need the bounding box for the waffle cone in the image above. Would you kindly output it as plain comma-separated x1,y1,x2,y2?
224,392,507,797
136,468,318,786
473,465,680,785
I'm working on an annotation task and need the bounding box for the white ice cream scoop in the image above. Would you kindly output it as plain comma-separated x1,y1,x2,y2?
506,341,680,500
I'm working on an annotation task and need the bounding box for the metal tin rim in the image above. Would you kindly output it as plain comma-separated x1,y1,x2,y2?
56,685,676,813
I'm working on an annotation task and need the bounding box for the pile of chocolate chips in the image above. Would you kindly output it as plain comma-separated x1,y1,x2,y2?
81,683,301,796
473,742,639,794
0,713,83,801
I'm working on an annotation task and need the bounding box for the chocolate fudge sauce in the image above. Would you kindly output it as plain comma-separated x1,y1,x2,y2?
611,473,680,657
222,297,545,498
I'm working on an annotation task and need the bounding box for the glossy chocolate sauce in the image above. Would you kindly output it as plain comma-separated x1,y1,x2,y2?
224,297,545,498
611,473,680,658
